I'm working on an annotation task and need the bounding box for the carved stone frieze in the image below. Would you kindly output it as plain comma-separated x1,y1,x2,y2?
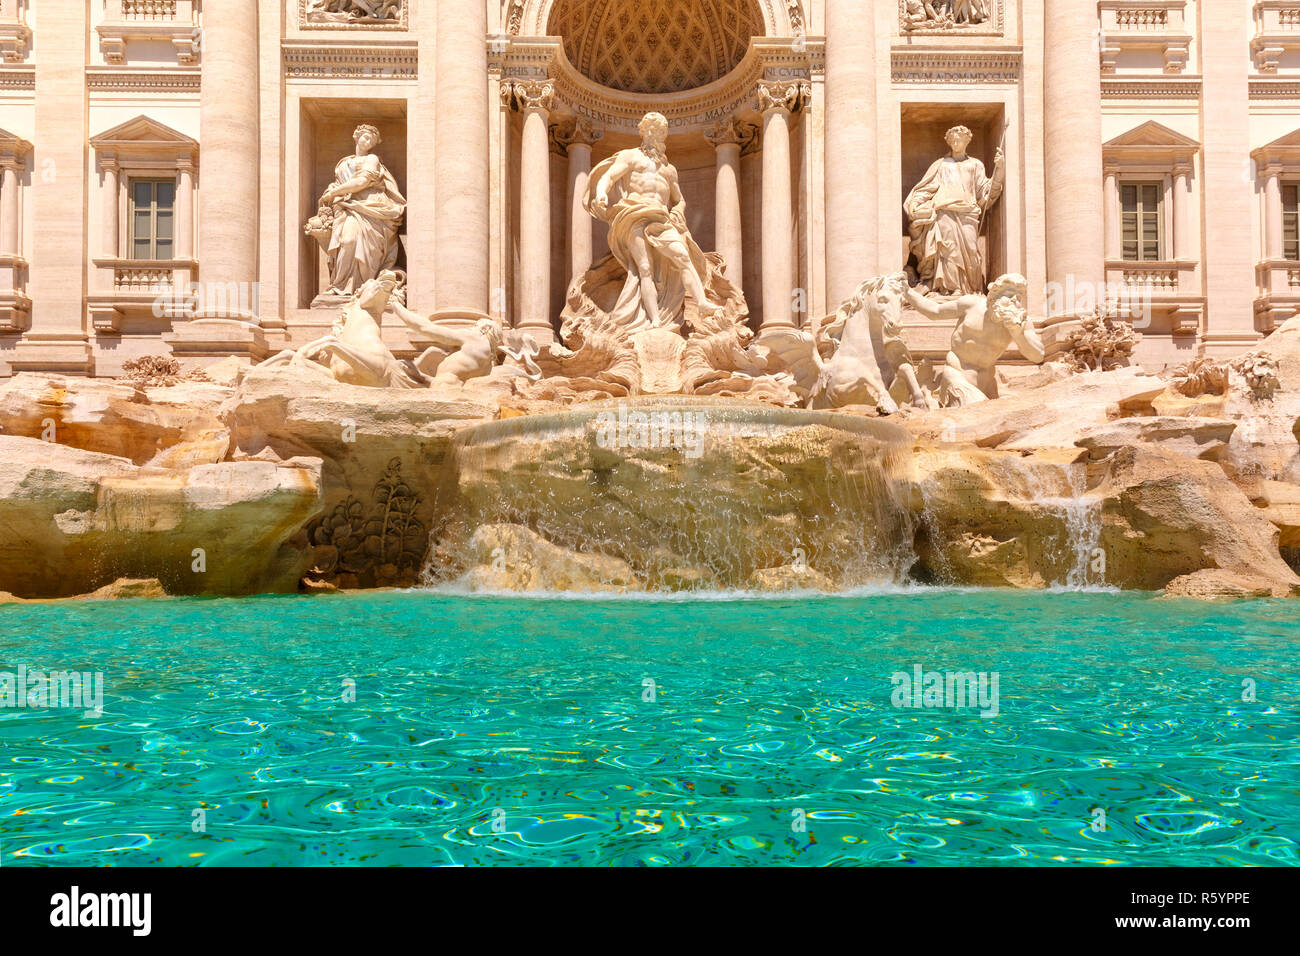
300,0,408,30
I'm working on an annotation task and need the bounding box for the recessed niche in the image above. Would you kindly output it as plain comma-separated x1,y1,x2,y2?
297,98,409,309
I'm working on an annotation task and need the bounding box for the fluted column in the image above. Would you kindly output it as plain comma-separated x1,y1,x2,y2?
434,0,491,322
824,0,877,306
512,81,557,344
176,158,195,260
557,118,603,283
100,158,119,259
197,0,259,317
758,82,807,335
1043,0,1105,316
1,162,19,256
705,119,746,285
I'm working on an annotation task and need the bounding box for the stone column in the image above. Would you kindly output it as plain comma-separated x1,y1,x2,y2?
1172,162,1193,261
18,0,91,372
1043,0,1105,317
758,82,807,336
512,81,557,344
176,157,195,260
1,162,19,256
558,118,603,283
101,158,119,258
196,0,259,318
433,0,491,323
1103,166,1121,261
1263,163,1283,261
705,119,746,285
1200,0,1259,355
823,0,877,307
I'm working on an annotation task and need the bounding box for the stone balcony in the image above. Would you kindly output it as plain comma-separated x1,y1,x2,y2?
97,0,199,66
1252,0,1300,73
87,257,198,332
1104,259,1203,334
1098,1,1192,74
1254,259,1300,331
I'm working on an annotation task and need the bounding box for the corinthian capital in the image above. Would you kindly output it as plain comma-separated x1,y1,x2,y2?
757,80,811,115
552,116,605,152
505,79,555,114
704,119,743,148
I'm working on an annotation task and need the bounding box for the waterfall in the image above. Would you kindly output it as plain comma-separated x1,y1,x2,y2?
423,397,917,593
1018,460,1104,590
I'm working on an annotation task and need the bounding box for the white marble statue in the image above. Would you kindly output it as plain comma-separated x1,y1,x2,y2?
905,273,1045,406
816,272,930,411
904,125,1004,296
261,270,422,389
305,124,406,298
808,274,902,413
388,300,506,387
581,111,729,333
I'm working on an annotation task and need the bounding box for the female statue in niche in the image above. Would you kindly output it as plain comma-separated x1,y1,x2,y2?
305,124,406,298
904,124,1004,296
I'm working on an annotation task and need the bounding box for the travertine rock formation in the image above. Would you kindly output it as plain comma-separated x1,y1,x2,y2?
0,435,322,598
2,314,1300,601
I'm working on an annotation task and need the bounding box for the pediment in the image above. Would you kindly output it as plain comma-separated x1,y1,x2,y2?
0,127,32,162
1253,128,1300,161
1104,121,1200,151
90,115,198,154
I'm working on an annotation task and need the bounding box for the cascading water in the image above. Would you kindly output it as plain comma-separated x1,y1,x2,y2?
423,397,917,593
912,450,1105,590
995,457,1105,589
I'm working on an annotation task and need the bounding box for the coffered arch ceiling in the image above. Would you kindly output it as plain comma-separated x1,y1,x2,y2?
548,0,765,95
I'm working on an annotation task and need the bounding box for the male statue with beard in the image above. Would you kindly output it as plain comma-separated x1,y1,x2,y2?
585,111,726,332
905,273,1044,406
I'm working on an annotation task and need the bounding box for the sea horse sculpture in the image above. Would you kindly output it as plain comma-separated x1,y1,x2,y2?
260,270,422,389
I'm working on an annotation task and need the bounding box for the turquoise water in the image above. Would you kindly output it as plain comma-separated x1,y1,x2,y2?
2,589,1297,866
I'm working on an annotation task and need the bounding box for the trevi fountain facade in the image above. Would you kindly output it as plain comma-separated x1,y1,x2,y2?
2,0,1300,602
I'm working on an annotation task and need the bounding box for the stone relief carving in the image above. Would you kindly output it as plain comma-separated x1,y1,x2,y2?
305,124,406,300
303,0,405,27
904,124,1004,297
905,274,1046,407
901,0,995,32
307,458,426,588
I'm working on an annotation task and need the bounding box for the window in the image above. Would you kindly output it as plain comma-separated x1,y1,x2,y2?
1284,183,1300,262
1121,182,1162,261
129,178,175,260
